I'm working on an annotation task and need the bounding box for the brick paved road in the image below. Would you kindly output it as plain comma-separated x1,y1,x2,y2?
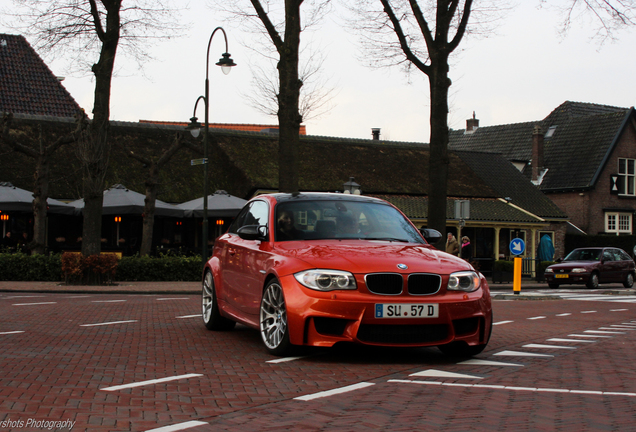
1,291,635,431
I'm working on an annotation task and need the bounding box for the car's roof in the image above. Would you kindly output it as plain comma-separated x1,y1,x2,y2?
262,192,387,204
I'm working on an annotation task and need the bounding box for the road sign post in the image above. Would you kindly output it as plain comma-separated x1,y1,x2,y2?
510,238,525,295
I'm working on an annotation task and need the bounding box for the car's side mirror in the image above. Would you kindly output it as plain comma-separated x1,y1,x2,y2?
237,225,268,241
420,228,443,244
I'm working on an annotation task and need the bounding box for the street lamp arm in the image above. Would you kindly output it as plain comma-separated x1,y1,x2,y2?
206,27,230,78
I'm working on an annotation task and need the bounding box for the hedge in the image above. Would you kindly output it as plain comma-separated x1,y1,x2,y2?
0,252,202,282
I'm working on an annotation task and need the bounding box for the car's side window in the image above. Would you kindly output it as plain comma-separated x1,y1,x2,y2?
245,200,269,227
228,203,252,234
603,250,614,261
619,250,632,261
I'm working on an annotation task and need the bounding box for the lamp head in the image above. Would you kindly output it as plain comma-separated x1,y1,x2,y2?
216,53,236,75
187,116,202,138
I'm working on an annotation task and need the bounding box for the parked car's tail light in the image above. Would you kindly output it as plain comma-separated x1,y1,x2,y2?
447,271,481,292
295,269,357,291
571,268,586,273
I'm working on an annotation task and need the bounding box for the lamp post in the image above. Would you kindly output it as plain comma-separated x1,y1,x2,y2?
187,27,236,263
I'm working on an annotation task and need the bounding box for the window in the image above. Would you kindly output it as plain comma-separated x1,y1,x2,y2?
229,200,269,234
618,158,636,196
605,212,632,234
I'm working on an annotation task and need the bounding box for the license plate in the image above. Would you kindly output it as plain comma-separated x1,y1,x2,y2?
555,274,569,279
375,303,438,318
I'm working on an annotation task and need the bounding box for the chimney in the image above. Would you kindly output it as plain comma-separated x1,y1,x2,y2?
532,125,544,182
466,112,479,133
371,128,381,140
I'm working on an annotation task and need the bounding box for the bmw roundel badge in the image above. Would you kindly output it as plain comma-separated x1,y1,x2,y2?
397,263,408,270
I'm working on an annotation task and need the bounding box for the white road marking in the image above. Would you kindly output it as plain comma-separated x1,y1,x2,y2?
176,314,201,319
144,421,208,432
294,382,375,401
0,331,25,335
91,300,126,303
410,369,483,379
493,320,513,326
100,373,203,391
5,295,46,299
157,298,190,301
547,338,595,343
457,359,523,367
493,350,554,358
523,344,576,350
610,309,629,312
585,330,625,335
80,320,138,327
527,316,546,320
599,326,634,331
388,380,636,397
568,334,612,338
12,302,57,306
267,356,306,364
556,313,571,316
580,311,597,314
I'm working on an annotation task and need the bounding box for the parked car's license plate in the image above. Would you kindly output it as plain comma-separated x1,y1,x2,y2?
555,274,569,278
375,303,438,318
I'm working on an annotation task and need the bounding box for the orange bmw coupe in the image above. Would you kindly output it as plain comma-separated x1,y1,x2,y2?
202,193,492,356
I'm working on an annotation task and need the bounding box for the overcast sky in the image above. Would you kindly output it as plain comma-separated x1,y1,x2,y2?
4,1,636,143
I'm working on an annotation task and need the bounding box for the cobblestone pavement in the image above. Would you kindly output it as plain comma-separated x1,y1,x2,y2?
1,286,635,431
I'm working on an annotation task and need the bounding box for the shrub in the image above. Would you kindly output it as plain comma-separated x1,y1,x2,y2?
0,252,62,281
493,260,514,273
115,254,202,281
61,252,118,285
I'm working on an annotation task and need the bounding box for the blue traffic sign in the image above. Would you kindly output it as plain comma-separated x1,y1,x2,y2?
509,238,525,256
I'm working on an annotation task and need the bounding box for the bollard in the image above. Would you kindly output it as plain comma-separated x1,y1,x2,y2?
513,257,522,295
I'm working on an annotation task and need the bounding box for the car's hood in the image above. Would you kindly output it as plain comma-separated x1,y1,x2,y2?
274,240,472,275
549,260,598,270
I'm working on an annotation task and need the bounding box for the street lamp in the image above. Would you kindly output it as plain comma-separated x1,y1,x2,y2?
188,27,236,263
343,177,361,195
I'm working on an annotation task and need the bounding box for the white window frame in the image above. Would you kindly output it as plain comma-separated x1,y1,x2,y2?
605,212,632,234
618,158,636,196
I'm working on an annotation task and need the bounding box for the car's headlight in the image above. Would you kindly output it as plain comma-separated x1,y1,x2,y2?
571,268,586,273
294,269,357,291
545,268,554,273
447,271,481,292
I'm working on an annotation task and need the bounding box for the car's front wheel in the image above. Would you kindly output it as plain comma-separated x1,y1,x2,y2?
260,279,292,356
623,272,634,288
586,272,599,289
202,271,235,331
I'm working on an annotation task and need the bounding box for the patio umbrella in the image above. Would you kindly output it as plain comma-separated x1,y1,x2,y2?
68,184,184,217
178,190,247,218
0,182,75,215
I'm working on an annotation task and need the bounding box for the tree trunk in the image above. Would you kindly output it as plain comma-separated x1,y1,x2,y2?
427,54,451,247
140,166,159,256
277,0,303,194
30,135,49,255
80,4,120,257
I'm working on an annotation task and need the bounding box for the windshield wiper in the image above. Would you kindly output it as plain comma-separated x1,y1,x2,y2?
365,237,410,242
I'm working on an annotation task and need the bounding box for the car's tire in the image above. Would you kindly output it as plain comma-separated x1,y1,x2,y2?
623,272,634,288
260,279,293,356
586,272,600,289
548,282,559,289
202,270,236,331
438,313,492,357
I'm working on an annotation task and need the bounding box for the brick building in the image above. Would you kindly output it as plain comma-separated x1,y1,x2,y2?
450,101,636,256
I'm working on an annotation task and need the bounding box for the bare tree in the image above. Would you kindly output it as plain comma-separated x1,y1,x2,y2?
347,0,636,244
213,0,332,194
117,132,185,256
1,112,87,255
5,0,184,256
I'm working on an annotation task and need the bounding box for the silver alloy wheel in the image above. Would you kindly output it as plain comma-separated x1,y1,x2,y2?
260,282,288,349
587,273,599,289
625,273,634,288
202,271,214,323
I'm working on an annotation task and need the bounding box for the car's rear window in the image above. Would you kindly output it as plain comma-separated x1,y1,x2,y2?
274,199,425,244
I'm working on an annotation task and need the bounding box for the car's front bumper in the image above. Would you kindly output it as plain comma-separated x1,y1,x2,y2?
545,272,590,284
279,274,492,348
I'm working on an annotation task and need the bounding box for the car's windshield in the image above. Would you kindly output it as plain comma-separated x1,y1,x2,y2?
275,199,425,244
564,249,601,261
